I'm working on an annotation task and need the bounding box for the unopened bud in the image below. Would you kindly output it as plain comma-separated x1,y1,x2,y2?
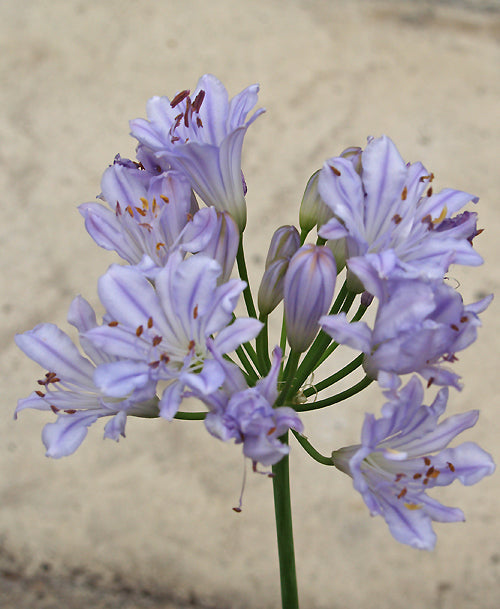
258,258,290,315
299,170,333,233
265,225,300,269
284,245,337,352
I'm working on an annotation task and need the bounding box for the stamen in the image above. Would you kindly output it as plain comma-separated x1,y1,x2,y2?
447,462,455,472
424,457,431,466
35,391,45,398
427,186,433,197
401,186,408,201
426,377,434,388
196,116,203,128
160,353,170,364
136,325,144,337
139,197,149,210
147,317,153,329
329,165,341,177
125,205,134,217
160,195,169,204
64,409,76,414
156,242,165,251
397,487,407,499
392,214,402,225
193,305,198,319
404,503,422,511
115,202,122,216
135,207,147,217
184,96,191,127
450,324,459,331
170,89,190,108
192,90,205,112
108,321,119,327
50,405,60,414
460,316,469,323
152,336,162,346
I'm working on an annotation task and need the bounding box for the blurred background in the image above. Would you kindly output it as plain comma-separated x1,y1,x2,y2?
1,1,499,607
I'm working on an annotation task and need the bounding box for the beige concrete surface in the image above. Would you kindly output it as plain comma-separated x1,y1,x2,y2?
1,1,499,607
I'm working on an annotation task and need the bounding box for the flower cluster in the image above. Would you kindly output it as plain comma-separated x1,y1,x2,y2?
15,74,493,549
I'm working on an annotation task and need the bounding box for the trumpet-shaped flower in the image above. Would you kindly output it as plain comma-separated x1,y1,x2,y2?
85,252,262,420
130,74,264,230
14,296,158,458
332,377,495,549
203,348,304,466
318,135,483,285
320,276,492,390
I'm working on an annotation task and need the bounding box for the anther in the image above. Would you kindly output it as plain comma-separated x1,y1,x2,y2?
192,90,205,112
147,317,153,329
426,377,434,388
424,457,431,466
160,195,169,204
50,405,60,414
187,339,195,351
170,89,190,108
460,316,468,323
450,324,459,331
392,214,402,224
156,242,165,251
136,325,144,337
139,197,149,210
413,473,422,480
193,305,198,319
427,186,433,197
447,462,455,472
64,409,76,414
401,186,408,201
196,116,203,128
125,205,134,217
397,487,407,499
108,321,119,327
152,336,162,346
160,353,170,364
329,165,341,176
35,391,45,398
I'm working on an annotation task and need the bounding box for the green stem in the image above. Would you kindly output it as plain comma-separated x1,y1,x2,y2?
303,353,364,397
235,344,259,382
256,313,271,374
291,429,334,466
295,375,373,412
272,435,300,609
236,237,257,319
173,411,207,420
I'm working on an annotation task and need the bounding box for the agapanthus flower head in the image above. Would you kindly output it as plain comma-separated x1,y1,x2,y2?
130,74,264,230
332,377,494,550
318,135,483,287
85,252,263,420
14,296,158,458
204,348,304,467
321,275,492,390
284,244,337,352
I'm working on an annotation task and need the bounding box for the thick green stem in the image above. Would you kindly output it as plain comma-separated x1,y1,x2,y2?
272,436,300,609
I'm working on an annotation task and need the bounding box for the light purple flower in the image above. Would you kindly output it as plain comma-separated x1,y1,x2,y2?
85,252,263,420
318,135,483,286
79,156,198,267
284,244,337,352
130,74,265,230
204,348,304,466
320,276,492,390
332,377,495,549
14,296,158,458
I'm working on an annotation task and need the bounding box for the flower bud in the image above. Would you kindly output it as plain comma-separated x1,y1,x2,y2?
326,237,347,273
265,225,300,269
299,170,333,233
284,245,337,352
258,258,289,315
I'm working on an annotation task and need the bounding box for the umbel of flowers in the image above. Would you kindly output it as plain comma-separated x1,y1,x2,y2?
15,74,494,608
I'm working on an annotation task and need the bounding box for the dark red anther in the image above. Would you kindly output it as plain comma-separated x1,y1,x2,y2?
392,214,402,225
401,186,408,201
192,90,205,112
196,116,203,128
160,353,170,364
35,391,45,398
187,339,195,351
424,457,431,466
460,316,468,323
108,321,119,327
395,473,406,482
184,96,191,127
170,89,190,108
413,473,422,480
193,305,198,319
397,487,407,499
147,317,153,329
232,507,242,513
329,165,341,176
148,360,160,369
64,409,76,414
152,336,162,347
427,186,433,197
447,462,455,472
136,325,143,337
450,324,459,331
50,405,60,414
426,377,434,388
